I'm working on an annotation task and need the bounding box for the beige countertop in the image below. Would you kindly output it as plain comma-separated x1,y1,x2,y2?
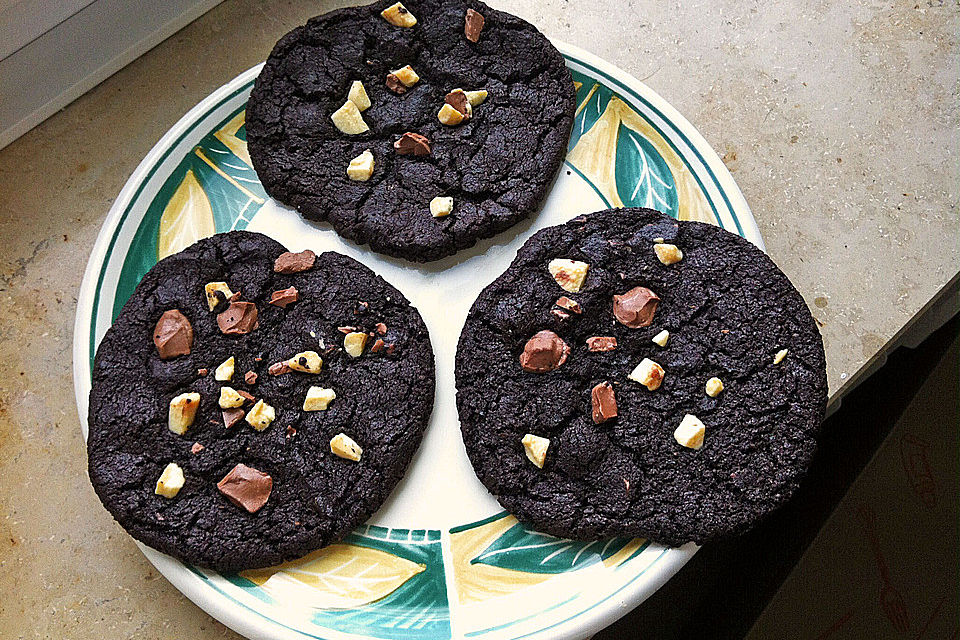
0,0,956,637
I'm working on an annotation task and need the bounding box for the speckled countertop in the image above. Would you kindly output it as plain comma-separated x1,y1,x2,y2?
0,1,956,637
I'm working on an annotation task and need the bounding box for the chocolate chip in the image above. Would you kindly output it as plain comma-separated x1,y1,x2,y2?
371,338,386,353
217,463,273,513
556,296,582,314
613,286,660,328
394,132,431,156
237,390,255,402
519,330,570,373
286,425,297,438
445,90,470,116
269,286,299,308
375,322,387,335
591,382,618,424
464,8,484,42
153,310,193,359
211,289,230,314
222,407,245,429
217,302,259,335
197,368,208,376
273,249,316,274
386,73,408,94
586,336,618,352
244,371,258,385
338,325,358,334
191,442,204,454
268,362,290,376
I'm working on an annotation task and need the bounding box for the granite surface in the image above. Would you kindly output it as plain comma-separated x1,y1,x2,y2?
0,0,956,637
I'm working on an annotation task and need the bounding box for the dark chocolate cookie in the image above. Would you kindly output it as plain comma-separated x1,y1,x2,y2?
246,0,576,262
87,231,434,571
455,208,827,545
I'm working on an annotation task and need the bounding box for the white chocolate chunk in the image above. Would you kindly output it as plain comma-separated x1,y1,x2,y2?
464,89,488,106
438,103,467,125
347,149,375,181
628,357,665,391
548,258,590,293
652,329,670,347
303,386,336,411
155,463,185,498
344,332,368,358
214,356,235,381
774,348,789,364
218,386,245,409
288,351,323,373
331,100,369,135
654,243,683,265
381,2,416,27
674,414,706,450
391,65,420,87
204,282,233,311
430,196,454,218
168,392,200,435
705,377,724,397
245,399,276,431
331,433,363,461
521,433,550,468
348,80,371,111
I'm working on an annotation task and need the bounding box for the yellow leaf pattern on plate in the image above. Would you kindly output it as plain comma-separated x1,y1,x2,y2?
450,516,553,604
157,169,215,259
241,543,425,610
568,92,715,225
213,110,253,167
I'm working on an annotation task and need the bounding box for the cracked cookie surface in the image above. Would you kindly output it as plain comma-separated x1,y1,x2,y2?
455,208,827,545
246,0,576,262
87,231,435,571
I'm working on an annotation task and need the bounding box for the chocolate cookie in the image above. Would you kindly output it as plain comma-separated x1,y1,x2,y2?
455,208,827,545
246,0,576,262
87,231,434,571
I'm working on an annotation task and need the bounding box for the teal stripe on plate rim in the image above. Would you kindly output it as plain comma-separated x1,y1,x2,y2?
84,51,750,640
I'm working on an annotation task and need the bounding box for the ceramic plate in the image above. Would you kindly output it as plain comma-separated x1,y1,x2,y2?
73,40,761,640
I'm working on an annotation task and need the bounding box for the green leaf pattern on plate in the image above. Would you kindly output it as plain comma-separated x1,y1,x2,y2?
471,521,634,575
615,125,678,213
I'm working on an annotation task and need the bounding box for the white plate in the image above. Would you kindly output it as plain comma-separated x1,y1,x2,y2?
73,41,761,640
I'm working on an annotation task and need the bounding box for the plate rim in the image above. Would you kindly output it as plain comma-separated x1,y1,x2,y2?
72,38,759,640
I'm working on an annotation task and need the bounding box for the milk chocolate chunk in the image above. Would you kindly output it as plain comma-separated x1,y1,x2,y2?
386,73,408,94
375,322,388,335
269,286,299,308
519,330,569,373
273,249,316,273
591,382,618,424
613,286,660,328
217,463,273,513
222,407,245,429
556,297,582,314
586,336,617,352
153,310,193,359
445,90,470,116
394,132,431,156
217,302,259,335
268,361,290,376
245,371,258,385
191,442,204,454
464,8,485,42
